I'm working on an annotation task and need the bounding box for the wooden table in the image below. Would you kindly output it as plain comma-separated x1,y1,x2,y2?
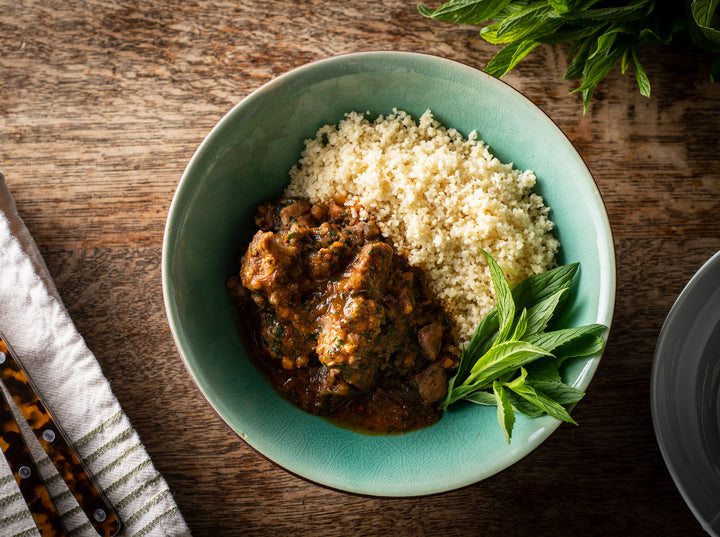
2,1,719,535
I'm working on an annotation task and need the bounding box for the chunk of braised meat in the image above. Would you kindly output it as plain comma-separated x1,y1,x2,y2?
307,240,351,279
380,271,415,324
253,204,274,231
279,199,311,228
344,219,380,240
276,366,352,416
259,313,314,370
340,242,394,299
315,364,352,398
310,219,354,244
418,322,444,360
397,286,414,316
327,198,352,222
254,198,318,231
310,203,327,221
240,231,300,317
316,295,385,391
413,362,449,404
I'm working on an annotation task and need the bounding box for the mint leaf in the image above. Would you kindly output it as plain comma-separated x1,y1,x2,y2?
525,324,606,354
418,4,434,17
482,250,515,343
556,0,655,22
571,45,625,93
507,393,546,418
631,47,651,96
493,381,515,442
581,87,595,113
495,3,554,41
464,390,497,406
506,381,579,425
485,39,542,77
465,339,553,386
549,0,604,15
621,46,632,74
524,287,568,336
524,355,564,383
690,0,720,52
541,24,599,45
511,307,529,341
528,380,585,404
503,365,528,390
553,332,605,361
511,262,579,312
418,0,513,24
590,27,620,59
548,0,579,15
565,37,595,80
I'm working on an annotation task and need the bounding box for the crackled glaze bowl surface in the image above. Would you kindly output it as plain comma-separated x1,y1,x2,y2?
162,51,615,496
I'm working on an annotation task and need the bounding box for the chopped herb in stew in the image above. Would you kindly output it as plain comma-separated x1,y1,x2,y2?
227,197,458,434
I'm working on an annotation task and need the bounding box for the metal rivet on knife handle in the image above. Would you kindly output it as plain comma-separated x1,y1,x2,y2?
0,385,68,536
0,334,122,537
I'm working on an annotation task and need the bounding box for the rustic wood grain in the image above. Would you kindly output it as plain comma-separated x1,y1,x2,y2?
2,1,720,535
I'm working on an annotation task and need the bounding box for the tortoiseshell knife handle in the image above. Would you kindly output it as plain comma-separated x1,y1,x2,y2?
0,333,122,537
0,386,68,536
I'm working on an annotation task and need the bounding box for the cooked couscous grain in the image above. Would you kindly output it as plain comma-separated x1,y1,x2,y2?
284,109,560,343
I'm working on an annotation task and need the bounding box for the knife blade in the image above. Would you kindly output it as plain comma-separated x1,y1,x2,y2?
0,332,122,537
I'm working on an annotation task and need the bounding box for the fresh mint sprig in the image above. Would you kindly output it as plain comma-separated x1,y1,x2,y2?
419,0,720,111
440,250,607,442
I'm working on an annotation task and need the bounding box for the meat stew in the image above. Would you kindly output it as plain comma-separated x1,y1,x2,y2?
227,197,458,434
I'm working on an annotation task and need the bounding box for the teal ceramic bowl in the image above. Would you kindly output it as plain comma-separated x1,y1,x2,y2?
162,51,615,496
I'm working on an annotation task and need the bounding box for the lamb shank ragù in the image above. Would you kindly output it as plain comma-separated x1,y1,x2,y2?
227,197,459,433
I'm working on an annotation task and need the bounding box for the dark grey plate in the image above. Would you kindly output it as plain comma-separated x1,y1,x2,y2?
652,250,720,536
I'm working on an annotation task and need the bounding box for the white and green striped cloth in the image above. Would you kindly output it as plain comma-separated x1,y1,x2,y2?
0,172,191,537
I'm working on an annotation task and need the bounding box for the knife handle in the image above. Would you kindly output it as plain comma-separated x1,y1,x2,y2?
0,334,122,537
0,386,68,536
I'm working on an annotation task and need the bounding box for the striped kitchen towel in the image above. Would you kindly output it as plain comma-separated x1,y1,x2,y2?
0,171,191,537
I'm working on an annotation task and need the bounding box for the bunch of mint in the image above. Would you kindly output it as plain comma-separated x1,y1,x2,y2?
441,251,607,442
419,0,720,111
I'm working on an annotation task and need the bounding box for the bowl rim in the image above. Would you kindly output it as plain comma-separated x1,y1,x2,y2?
162,50,617,496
